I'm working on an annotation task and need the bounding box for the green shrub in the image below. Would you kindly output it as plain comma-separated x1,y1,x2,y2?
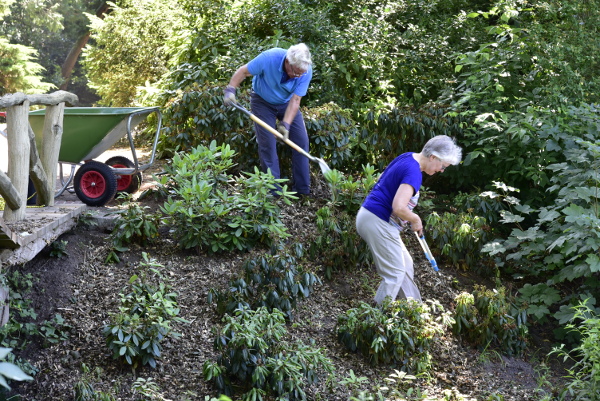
109,195,161,248
157,82,259,171
304,103,360,171
208,243,320,319
550,301,600,400
159,141,293,253
426,210,495,273
103,254,185,369
309,165,376,279
482,139,600,323
74,364,116,401
309,206,371,280
453,286,528,356
337,299,451,373
106,195,161,263
203,307,335,399
325,165,377,215
49,240,69,258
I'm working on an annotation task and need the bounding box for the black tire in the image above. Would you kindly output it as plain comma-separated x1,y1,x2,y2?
104,156,142,194
74,161,118,206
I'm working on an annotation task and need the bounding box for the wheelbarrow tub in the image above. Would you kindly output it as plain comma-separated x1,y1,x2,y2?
29,107,158,164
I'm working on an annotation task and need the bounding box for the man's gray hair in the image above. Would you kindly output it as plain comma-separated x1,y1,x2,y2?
421,135,462,165
286,43,312,71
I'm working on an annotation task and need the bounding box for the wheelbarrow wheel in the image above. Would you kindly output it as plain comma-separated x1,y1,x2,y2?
104,156,142,194
74,161,118,207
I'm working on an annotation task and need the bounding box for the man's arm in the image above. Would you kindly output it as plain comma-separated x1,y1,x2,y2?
282,94,302,126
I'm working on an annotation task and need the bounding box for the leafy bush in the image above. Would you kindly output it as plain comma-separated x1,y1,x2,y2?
426,210,495,273
304,103,360,171
482,138,600,323
208,243,320,319
308,165,377,279
157,82,259,170
103,254,185,369
325,165,377,215
203,307,335,399
358,104,464,171
106,195,161,263
550,301,600,400
337,299,451,372
453,286,528,357
74,364,116,401
159,141,293,253
309,206,371,280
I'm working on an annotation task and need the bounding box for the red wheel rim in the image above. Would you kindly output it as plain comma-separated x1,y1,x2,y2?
111,163,132,191
80,170,107,198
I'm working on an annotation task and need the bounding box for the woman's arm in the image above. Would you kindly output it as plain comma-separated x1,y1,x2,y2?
392,183,423,235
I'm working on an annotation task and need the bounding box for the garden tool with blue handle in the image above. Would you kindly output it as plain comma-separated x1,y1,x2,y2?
414,232,439,272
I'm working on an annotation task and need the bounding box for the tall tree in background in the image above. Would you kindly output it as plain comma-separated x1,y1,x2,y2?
0,0,105,104
83,0,186,106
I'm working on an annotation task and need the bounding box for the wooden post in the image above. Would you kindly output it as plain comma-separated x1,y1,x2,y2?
3,101,30,222
40,104,65,207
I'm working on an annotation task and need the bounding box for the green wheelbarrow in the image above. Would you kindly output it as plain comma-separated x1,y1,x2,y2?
29,107,162,207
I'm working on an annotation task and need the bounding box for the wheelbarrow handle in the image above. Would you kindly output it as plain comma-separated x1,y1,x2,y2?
414,231,439,272
229,102,316,162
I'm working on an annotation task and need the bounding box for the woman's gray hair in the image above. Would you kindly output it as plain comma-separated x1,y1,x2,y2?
421,135,462,165
286,43,312,71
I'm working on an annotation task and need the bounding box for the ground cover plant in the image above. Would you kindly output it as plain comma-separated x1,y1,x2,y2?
4,0,600,399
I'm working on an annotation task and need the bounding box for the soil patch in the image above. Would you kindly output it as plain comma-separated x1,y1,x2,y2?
2,156,569,401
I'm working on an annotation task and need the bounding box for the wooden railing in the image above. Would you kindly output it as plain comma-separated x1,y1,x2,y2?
0,91,78,222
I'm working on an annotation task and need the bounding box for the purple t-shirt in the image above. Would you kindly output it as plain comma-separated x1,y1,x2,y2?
362,152,422,221
247,48,312,105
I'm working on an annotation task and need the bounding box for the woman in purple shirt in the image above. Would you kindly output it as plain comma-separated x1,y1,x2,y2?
224,44,313,195
356,135,462,305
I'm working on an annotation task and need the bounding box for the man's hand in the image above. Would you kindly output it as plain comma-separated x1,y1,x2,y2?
277,121,290,141
223,86,236,106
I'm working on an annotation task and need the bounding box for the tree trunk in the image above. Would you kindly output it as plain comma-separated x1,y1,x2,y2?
60,2,111,90
39,104,65,206
3,102,30,222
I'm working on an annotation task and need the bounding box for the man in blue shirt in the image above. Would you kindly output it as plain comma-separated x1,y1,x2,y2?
224,44,313,195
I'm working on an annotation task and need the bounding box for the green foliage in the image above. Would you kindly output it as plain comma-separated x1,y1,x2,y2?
103,254,185,370
309,206,371,280
208,243,320,319
157,82,258,170
109,195,161,249
39,313,71,347
452,286,528,356
550,301,600,400
336,299,451,372
347,369,424,401
426,210,495,273
74,364,116,401
0,271,39,351
0,347,33,390
84,0,186,106
308,165,376,279
325,165,377,215
482,138,600,323
159,141,292,253
0,37,54,95
303,103,360,170
49,240,69,258
359,104,465,170
203,306,335,399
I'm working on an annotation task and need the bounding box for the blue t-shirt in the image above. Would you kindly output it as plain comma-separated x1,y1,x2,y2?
362,152,422,221
247,48,313,105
